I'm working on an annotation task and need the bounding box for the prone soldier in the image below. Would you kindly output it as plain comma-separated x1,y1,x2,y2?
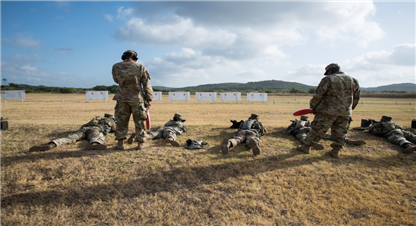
29,113,116,152
222,113,266,156
127,113,187,147
369,115,416,154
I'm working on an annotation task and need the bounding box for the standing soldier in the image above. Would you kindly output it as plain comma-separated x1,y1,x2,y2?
29,113,116,151
222,113,266,156
112,50,153,150
287,116,366,145
297,63,360,158
127,113,187,147
369,115,416,154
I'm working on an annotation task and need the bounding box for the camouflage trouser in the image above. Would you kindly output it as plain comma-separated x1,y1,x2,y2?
295,127,311,144
114,101,147,142
385,129,416,146
304,113,351,149
51,126,105,147
147,127,177,141
228,130,260,149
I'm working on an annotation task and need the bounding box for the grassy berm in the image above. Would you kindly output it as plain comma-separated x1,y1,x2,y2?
1,94,416,225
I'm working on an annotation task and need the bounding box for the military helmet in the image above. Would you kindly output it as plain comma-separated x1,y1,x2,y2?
250,113,259,119
104,113,114,118
381,115,393,122
324,63,340,75
121,50,138,61
174,113,183,119
300,115,309,121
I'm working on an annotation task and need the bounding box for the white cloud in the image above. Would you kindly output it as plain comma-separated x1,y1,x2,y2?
287,44,416,87
2,33,45,50
105,14,113,22
116,7,134,20
115,16,238,49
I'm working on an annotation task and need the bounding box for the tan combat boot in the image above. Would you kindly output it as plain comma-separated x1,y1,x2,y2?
247,139,261,156
221,139,231,155
117,139,125,150
297,144,311,154
86,143,107,150
127,133,136,144
345,138,366,145
165,137,179,147
135,141,148,150
403,144,416,154
311,142,324,150
328,148,341,158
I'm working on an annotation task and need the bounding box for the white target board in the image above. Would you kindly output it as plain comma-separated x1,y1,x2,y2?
169,92,190,101
1,90,25,99
247,93,267,102
196,92,217,101
152,91,163,101
220,92,241,101
86,91,108,100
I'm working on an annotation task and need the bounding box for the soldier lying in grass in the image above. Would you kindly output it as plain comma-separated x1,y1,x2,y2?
127,113,187,147
222,113,266,156
369,115,416,154
29,113,116,152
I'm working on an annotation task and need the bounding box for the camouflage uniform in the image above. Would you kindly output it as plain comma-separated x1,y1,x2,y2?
287,116,311,144
147,117,187,141
222,113,266,155
52,115,116,146
369,116,416,147
112,53,153,143
303,64,360,150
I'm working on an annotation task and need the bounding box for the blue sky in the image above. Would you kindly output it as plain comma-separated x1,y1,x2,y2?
1,0,415,89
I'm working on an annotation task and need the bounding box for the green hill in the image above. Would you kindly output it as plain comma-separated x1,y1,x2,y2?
163,80,313,92
361,83,415,93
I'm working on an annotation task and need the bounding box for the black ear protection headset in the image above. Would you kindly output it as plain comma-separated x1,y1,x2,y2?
121,50,139,61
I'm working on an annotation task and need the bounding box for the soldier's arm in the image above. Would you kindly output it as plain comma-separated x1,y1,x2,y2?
112,64,119,84
369,123,383,135
139,65,154,102
394,123,403,130
110,120,117,132
352,78,360,110
310,77,330,110
182,123,188,132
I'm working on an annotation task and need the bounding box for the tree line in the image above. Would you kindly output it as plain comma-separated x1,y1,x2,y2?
1,83,313,94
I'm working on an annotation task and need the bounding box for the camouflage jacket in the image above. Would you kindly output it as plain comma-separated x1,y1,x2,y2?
310,72,360,117
238,119,266,137
81,116,117,135
164,120,187,135
286,120,311,135
369,121,403,136
112,62,154,102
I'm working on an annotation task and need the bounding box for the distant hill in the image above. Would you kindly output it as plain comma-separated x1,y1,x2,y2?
362,83,415,93
155,80,313,92
4,81,415,93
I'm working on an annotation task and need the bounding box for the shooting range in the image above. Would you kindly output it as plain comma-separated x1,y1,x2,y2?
85,91,108,100
247,92,268,102
195,92,217,101
152,91,163,101
220,92,241,101
1,90,26,102
169,92,190,101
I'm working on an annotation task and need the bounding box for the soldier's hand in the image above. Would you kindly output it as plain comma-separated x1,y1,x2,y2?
145,101,152,109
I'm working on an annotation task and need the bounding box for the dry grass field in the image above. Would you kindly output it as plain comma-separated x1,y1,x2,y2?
1,93,416,225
